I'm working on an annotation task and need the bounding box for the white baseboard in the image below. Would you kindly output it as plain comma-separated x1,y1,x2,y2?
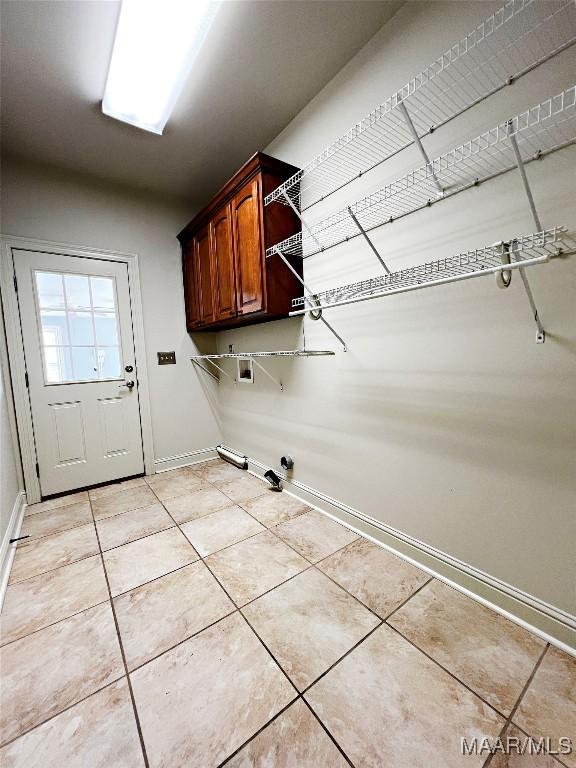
223,448,575,655
153,447,219,474
0,491,26,610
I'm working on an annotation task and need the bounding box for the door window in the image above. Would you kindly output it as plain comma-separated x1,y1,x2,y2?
35,272,122,384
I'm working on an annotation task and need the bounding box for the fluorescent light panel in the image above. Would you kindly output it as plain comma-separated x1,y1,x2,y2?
102,0,218,135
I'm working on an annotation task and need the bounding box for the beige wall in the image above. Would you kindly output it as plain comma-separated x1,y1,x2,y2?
1,156,221,469
217,1,576,621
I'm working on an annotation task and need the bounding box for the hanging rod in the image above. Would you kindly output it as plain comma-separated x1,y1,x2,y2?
266,86,576,260
265,0,576,212
190,350,336,359
290,227,569,314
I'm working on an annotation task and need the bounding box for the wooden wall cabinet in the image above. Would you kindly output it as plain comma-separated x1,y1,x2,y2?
178,152,302,332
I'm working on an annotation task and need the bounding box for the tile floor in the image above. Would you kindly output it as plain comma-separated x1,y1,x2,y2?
0,459,574,767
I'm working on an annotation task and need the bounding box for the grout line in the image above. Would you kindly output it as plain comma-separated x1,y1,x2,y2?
496,719,571,768
88,500,150,768
0,669,127,750
301,697,356,767
150,472,358,767
382,576,434,622
386,622,508,720
98,523,177,554
299,620,384,697
215,697,299,768
0,599,110,650
481,643,550,768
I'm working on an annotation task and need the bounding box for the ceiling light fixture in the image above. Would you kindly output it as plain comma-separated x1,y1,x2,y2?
102,0,219,135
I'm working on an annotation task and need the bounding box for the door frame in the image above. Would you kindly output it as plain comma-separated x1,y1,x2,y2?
0,235,155,503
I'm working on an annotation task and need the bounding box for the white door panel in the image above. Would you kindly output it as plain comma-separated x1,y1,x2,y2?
14,249,144,495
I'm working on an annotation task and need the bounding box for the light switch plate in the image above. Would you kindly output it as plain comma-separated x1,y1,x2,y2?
158,351,176,365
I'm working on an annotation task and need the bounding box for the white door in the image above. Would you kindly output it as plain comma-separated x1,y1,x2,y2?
14,249,144,496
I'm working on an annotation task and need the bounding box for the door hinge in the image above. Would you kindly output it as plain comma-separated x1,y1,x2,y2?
13,274,18,292
35,461,40,478
25,372,29,388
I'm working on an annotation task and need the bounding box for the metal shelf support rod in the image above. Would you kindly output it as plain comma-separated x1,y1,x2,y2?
507,123,546,343
397,100,444,195
205,358,233,379
280,190,324,252
273,246,348,352
251,359,283,391
347,206,391,274
191,359,220,383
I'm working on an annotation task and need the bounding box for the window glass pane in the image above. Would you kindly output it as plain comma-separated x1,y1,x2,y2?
36,273,65,309
65,275,91,310
94,313,118,346
96,347,121,379
68,311,95,346
44,347,72,384
91,277,115,310
40,311,69,346
35,271,122,384
71,347,97,380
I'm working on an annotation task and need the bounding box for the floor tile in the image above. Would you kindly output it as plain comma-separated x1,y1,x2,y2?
114,561,235,670
96,503,174,551
91,485,157,521
103,527,198,597
89,477,147,501
388,580,545,715
0,602,123,745
243,568,380,691
514,645,576,768
145,471,203,501
20,500,92,541
163,486,234,524
24,491,89,517
305,623,504,768
489,725,564,768
130,612,296,768
0,678,144,767
206,530,308,606
273,510,358,564
199,461,245,484
0,555,108,646
8,524,99,585
318,538,429,618
218,474,269,503
181,505,264,557
241,492,311,528
225,698,349,768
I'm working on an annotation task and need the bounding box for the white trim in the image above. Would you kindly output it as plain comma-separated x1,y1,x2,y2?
0,235,155,502
153,446,218,473
0,491,26,610
221,447,575,655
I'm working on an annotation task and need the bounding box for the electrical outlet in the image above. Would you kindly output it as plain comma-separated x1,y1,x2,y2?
157,351,176,365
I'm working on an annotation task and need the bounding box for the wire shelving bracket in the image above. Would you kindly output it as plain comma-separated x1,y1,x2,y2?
289,226,571,342
190,349,336,391
265,0,576,212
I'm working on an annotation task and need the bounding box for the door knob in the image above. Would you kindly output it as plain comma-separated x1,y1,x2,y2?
119,380,135,391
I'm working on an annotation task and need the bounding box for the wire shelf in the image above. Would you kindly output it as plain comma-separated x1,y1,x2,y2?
290,227,568,314
190,350,335,359
267,87,576,260
265,0,576,212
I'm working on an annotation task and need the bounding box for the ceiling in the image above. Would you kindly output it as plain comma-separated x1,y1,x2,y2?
1,0,403,207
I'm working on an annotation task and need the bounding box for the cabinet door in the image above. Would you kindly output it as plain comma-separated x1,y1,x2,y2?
195,226,216,325
210,205,237,321
231,178,265,315
182,240,201,330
